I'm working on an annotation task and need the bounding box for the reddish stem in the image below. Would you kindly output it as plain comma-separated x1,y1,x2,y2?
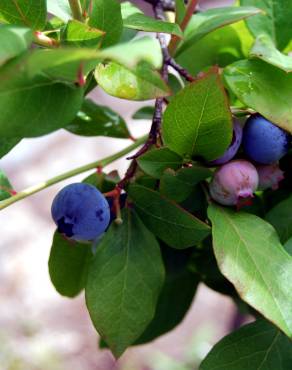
168,0,198,54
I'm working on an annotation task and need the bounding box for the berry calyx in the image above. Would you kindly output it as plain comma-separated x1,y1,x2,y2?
209,160,259,206
51,183,110,242
242,114,290,164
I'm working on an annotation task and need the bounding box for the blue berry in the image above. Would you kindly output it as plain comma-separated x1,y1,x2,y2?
243,114,290,164
210,120,243,165
51,183,110,242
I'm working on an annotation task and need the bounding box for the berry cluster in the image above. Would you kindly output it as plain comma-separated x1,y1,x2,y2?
209,114,290,206
51,115,291,242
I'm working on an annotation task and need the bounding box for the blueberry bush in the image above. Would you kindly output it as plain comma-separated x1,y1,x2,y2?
1,0,292,367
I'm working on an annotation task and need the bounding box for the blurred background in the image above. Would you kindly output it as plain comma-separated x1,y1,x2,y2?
0,1,250,369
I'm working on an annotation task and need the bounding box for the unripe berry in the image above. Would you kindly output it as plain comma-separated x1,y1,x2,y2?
243,114,290,164
51,183,110,242
210,120,243,165
209,160,259,206
257,164,284,190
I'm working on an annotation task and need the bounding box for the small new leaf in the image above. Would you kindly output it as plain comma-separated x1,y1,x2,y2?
0,170,15,201
137,147,183,178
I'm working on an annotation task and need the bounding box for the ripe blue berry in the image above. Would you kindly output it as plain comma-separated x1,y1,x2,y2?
210,120,243,165
209,160,259,206
243,114,290,164
51,183,110,242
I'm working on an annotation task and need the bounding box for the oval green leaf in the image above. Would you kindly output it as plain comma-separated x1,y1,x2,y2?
208,204,292,339
129,184,210,249
224,59,292,133
85,209,165,358
49,231,91,298
162,68,233,160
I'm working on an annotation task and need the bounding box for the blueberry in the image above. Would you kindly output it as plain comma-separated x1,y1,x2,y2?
51,183,110,242
209,160,259,206
210,120,243,165
243,114,290,164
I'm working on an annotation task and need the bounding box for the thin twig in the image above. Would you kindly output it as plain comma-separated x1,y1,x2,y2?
0,136,147,211
117,0,196,189
167,57,195,82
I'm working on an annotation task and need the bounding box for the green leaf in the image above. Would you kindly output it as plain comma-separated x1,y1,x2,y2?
175,0,186,24
250,34,292,73
97,36,163,70
0,56,83,137
24,48,100,82
83,170,120,193
47,0,71,22
137,147,183,179
0,25,32,67
200,319,292,370
240,0,292,50
160,166,212,202
0,170,15,201
66,99,130,138
191,240,237,297
48,231,91,298
284,238,292,255
136,245,198,344
266,195,292,243
132,106,155,120
88,0,123,48
121,2,183,37
25,37,163,82
177,25,245,76
224,59,292,133
162,68,233,160
85,208,165,358
208,204,292,339
176,6,261,56
0,138,21,159
95,61,169,101
62,20,104,48
129,185,210,249
0,0,47,30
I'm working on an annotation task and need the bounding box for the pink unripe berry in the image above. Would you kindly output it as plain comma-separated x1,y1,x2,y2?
209,160,259,206
257,164,284,190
